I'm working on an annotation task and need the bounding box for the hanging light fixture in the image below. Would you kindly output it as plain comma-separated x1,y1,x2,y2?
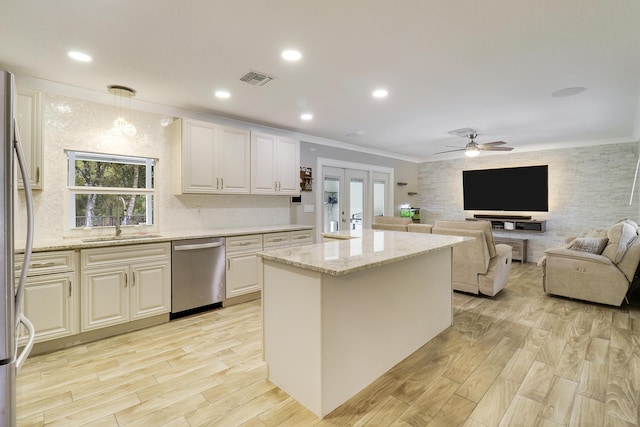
108,85,137,136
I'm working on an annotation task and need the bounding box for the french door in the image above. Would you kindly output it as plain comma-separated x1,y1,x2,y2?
322,167,368,233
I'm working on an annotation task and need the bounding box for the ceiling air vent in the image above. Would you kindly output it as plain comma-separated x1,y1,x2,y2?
239,71,276,86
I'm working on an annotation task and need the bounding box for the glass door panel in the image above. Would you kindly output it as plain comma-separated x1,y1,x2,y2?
323,167,343,233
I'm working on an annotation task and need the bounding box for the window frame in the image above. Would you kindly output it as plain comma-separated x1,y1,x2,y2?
66,150,156,229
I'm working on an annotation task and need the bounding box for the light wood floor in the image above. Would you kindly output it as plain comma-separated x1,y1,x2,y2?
17,263,640,426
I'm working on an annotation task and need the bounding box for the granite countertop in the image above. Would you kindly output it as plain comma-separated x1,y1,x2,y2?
17,224,315,253
258,229,471,276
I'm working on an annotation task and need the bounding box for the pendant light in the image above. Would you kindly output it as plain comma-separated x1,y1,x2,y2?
108,85,137,136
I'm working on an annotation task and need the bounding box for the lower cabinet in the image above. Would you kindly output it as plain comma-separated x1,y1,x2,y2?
81,243,171,332
15,250,78,346
226,234,263,299
225,230,314,300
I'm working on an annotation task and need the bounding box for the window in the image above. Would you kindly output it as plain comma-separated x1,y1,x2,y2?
67,151,155,229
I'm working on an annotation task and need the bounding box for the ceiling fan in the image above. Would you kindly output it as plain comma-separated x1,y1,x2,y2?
434,133,514,157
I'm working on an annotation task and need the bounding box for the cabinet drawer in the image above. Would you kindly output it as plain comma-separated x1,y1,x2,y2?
15,250,76,276
82,243,170,269
290,230,313,246
226,234,263,253
263,232,291,248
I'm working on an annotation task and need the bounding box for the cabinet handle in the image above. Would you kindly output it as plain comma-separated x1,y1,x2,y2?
227,259,231,270
68,280,72,297
274,181,278,191
132,272,136,286
295,235,307,239
124,272,128,287
239,241,251,246
216,177,219,190
32,262,55,268
36,167,40,183
278,181,281,191
220,178,224,189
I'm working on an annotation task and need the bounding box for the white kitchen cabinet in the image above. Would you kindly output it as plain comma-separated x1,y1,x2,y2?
250,132,300,195
81,243,171,331
289,229,314,247
15,250,78,345
16,88,43,190
226,234,263,299
170,118,250,194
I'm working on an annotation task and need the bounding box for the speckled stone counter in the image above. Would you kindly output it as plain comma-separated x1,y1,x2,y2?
261,229,470,418
259,228,469,276
16,224,314,253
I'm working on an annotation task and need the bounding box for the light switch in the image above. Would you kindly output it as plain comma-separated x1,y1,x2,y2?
304,204,315,213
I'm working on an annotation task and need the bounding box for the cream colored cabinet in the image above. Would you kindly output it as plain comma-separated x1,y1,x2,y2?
170,118,250,194
81,243,171,331
225,234,263,299
263,232,291,249
16,88,43,190
289,229,314,247
250,132,300,195
15,250,78,345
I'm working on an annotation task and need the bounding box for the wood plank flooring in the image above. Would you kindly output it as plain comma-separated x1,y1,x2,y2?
17,263,640,426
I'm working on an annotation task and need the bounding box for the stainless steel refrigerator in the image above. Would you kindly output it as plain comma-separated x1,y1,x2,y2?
1,69,36,426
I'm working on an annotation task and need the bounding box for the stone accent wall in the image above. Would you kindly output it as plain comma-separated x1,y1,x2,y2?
417,142,640,262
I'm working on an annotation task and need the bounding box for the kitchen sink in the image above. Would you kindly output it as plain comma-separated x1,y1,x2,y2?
82,234,162,243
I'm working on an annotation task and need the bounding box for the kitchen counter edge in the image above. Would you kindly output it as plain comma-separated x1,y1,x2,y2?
17,225,315,253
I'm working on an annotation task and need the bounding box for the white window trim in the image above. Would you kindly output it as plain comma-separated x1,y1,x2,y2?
66,150,157,230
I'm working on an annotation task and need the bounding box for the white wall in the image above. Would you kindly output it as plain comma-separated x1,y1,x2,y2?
417,141,640,262
16,92,291,240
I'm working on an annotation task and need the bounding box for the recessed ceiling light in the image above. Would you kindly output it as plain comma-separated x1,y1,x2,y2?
67,51,92,62
551,87,586,97
282,50,302,61
372,89,388,98
300,113,313,121
214,90,231,99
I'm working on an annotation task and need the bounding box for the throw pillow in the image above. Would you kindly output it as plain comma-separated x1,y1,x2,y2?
566,237,609,254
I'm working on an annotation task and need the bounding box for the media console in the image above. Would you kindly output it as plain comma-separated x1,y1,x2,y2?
466,216,546,233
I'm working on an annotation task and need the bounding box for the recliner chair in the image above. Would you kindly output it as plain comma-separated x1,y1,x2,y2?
432,220,513,296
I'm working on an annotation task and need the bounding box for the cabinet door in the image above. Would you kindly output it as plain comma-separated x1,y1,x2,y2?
18,273,75,345
276,136,300,195
81,266,129,331
250,132,278,194
218,126,251,194
226,252,260,298
182,120,218,193
16,88,43,190
130,261,171,320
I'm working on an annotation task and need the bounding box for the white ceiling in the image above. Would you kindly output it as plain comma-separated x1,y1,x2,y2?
1,0,639,161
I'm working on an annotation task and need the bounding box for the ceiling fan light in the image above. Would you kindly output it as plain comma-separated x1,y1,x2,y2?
465,146,480,157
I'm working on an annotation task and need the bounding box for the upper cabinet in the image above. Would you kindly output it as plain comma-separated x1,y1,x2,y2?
16,88,43,190
250,132,300,195
170,118,251,194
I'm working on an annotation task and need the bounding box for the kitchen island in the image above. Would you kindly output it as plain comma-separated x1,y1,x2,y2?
258,229,470,418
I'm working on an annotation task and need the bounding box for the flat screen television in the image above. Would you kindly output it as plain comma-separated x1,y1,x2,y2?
462,165,548,212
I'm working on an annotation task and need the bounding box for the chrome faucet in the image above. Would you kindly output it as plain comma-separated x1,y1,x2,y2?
115,196,126,237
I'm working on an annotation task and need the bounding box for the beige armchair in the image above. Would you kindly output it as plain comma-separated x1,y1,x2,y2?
432,220,512,296
371,216,412,231
372,216,434,233
542,220,640,306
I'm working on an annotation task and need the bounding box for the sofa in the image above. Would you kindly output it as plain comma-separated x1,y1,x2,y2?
542,220,640,306
431,220,513,296
372,216,433,233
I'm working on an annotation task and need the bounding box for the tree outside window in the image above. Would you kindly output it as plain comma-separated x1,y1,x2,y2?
67,151,155,229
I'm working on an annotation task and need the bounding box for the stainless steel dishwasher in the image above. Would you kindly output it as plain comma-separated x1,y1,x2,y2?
171,237,225,319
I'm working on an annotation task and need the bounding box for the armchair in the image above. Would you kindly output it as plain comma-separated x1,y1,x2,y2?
542,220,640,306
432,220,512,296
